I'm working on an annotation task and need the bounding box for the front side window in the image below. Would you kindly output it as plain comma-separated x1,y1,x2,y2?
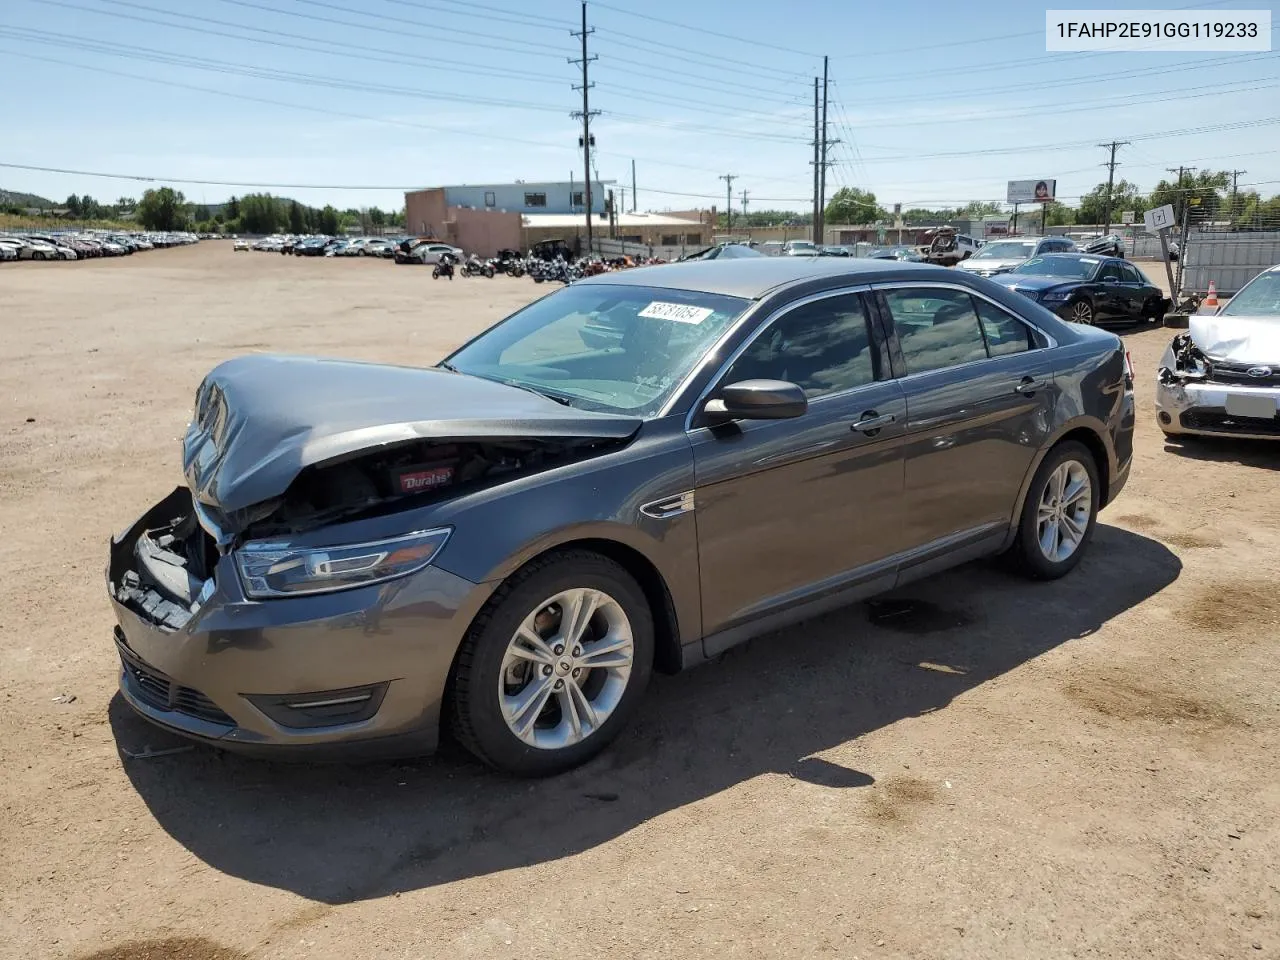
1098,262,1123,282
445,284,749,416
1121,263,1145,284
882,289,989,374
722,293,877,399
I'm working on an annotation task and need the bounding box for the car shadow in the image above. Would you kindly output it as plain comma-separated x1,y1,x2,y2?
1162,436,1280,469
111,523,1180,905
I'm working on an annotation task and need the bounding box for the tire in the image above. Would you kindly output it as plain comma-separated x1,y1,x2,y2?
1008,440,1100,580
1067,297,1094,325
432,267,441,279
32,251,45,261
448,550,654,777
484,266,495,278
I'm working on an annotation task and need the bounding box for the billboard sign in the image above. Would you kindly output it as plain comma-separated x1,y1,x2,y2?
1121,210,1136,225
1007,179,1056,203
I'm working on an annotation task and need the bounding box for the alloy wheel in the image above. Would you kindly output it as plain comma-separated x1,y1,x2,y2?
498,587,634,750
1036,460,1092,563
1069,300,1093,324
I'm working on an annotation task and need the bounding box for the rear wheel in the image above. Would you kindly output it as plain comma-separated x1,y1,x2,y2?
32,251,45,261
449,551,653,777
1009,441,1100,580
1067,298,1094,325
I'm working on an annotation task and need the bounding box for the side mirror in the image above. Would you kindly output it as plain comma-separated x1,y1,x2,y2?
703,379,808,422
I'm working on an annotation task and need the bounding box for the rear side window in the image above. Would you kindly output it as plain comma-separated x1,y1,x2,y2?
1121,263,1145,284
724,293,877,398
882,289,988,375
972,297,1034,356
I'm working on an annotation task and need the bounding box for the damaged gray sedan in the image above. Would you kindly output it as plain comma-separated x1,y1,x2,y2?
108,258,1133,776
1157,264,1280,440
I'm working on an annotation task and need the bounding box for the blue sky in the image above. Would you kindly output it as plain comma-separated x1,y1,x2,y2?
2,0,1277,213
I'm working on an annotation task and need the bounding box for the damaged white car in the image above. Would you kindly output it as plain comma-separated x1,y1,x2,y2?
1157,264,1280,441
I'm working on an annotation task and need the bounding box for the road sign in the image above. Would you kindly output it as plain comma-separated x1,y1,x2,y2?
1144,204,1176,232
1121,210,1135,225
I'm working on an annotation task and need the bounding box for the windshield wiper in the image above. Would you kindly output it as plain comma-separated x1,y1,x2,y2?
437,361,458,372
505,380,574,406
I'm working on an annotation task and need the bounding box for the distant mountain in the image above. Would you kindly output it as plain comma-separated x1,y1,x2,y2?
0,188,57,209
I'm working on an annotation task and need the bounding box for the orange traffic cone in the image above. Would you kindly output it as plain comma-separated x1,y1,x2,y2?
1203,280,1219,309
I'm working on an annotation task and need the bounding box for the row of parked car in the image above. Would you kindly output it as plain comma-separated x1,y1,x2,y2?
0,231,200,262
232,234,459,262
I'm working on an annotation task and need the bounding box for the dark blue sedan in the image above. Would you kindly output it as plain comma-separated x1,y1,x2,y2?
990,253,1168,326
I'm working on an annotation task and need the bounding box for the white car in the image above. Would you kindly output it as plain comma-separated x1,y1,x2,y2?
958,236,1076,277
17,237,61,261
0,243,16,262
406,242,464,265
233,239,250,251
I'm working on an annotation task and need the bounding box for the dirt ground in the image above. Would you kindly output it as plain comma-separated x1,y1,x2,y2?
2,244,1278,960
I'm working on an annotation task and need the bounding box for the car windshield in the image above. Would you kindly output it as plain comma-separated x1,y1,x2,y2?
973,239,1037,260
1012,256,1098,278
787,241,816,250
445,283,750,416
1219,270,1280,318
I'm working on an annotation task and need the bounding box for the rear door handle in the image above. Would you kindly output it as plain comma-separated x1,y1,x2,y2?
1015,377,1048,395
851,411,896,434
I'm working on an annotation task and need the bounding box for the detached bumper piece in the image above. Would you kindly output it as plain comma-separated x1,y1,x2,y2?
116,627,234,727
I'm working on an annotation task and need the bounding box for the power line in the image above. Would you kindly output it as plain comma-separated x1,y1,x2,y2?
592,30,812,82
586,0,814,59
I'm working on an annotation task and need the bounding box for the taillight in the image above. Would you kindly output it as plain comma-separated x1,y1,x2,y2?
1123,350,1135,391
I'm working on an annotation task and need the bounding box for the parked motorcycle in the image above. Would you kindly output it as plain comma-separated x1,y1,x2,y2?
460,254,494,278
432,252,456,280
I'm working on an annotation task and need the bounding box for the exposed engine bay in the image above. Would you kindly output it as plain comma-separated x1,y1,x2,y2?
112,506,218,630
1157,333,1207,383
239,436,621,542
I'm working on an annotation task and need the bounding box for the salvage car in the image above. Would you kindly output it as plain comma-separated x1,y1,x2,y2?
990,253,1167,326
108,258,1134,775
957,236,1076,277
1156,263,1280,441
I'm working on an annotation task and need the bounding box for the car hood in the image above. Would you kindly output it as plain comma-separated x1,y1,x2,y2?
961,257,1026,272
1190,313,1280,364
183,354,642,519
990,274,1076,293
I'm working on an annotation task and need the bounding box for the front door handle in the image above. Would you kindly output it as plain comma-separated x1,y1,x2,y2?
851,411,896,434
1015,377,1048,395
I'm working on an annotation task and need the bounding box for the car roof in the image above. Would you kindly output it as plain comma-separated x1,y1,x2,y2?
573,256,957,299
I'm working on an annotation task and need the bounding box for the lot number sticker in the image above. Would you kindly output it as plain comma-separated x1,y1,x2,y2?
638,301,715,324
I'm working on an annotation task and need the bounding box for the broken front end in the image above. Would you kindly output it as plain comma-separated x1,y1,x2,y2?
1156,333,1280,440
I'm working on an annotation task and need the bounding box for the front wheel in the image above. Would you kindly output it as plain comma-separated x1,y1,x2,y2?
484,266,495,278
431,267,441,279
1008,441,1100,580
32,251,45,261
449,551,654,777
1067,298,1095,325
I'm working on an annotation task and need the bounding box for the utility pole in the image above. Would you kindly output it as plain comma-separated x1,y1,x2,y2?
631,158,637,213
811,76,820,244
817,55,830,245
741,189,749,224
1099,139,1129,234
1229,168,1247,221
569,2,599,255
1165,165,1196,222
617,186,627,220
720,173,736,234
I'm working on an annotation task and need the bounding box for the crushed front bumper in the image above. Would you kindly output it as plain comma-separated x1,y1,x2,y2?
1154,379,1280,441
107,487,493,759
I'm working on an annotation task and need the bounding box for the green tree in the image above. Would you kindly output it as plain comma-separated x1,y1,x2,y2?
368,206,386,228
288,199,305,233
115,196,136,213
193,204,211,223
65,194,82,218
318,205,340,235
960,200,1003,219
226,195,241,220
1042,201,1075,227
136,187,187,230
238,193,281,234
1149,170,1229,222
1077,178,1146,226
825,187,887,224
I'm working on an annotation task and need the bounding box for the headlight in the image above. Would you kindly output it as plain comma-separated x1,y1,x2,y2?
1040,288,1070,301
235,528,451,598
